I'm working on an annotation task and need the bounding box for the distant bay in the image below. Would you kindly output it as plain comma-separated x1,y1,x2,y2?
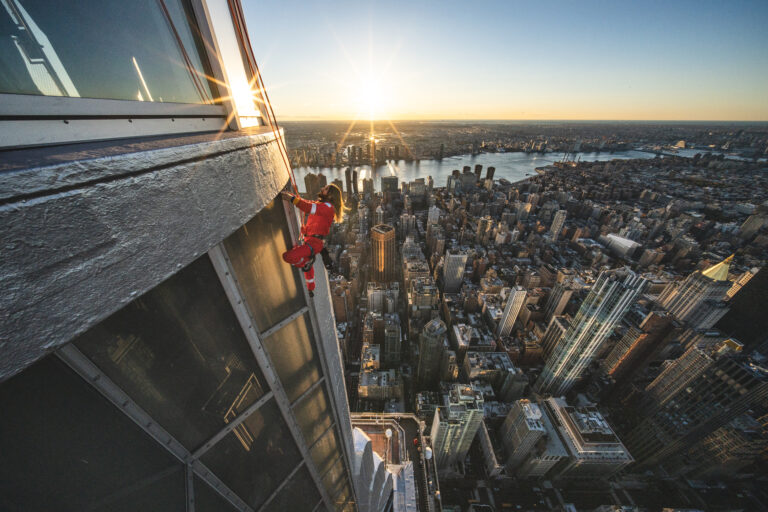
294,150,657,193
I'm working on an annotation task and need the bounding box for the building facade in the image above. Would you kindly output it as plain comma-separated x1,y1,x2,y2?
371,224,397,283
0,2,361,510
535,269,646,396
430,384,485,470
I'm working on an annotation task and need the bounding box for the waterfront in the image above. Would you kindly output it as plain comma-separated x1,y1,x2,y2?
295,150,656,192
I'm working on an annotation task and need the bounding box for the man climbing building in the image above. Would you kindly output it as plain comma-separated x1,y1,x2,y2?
281,183,346,296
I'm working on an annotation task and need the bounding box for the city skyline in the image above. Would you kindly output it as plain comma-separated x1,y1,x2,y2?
245,0,768,121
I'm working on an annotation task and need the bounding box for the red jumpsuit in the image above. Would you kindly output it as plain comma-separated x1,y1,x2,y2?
282,195,336,294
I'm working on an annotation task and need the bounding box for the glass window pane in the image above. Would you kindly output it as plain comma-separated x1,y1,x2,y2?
0,0,216,103
321,459,346,499
0,357,185,512
223,199,306,332
263,313,322,402
309,427,342,476
263,466,321,512
334,483,352,508
193,476,238,512
199,399,300,509
293,384,332,446
74,255,267,450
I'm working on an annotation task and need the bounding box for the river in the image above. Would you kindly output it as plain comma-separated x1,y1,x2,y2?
294,150,657,193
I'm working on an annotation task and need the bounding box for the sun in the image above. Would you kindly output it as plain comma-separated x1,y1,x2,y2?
354,77,390,120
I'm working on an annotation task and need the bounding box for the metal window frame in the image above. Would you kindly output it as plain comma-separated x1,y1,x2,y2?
56,344,254,512
282,199,360,506
0,0,248,149
208,244,336,511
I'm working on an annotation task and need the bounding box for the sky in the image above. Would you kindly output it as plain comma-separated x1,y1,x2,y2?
243,0,768,121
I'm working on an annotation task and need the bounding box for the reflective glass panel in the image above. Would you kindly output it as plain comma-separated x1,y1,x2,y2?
293,384,332,446
193,476,238,512
223,199,306,332
0,357,185,512
199,399,300,509
0,0,216,103
75,255,267,450
262,466,320,512
321,458,346,499
309,428,342,477
262,313,322,402
332,485,355,510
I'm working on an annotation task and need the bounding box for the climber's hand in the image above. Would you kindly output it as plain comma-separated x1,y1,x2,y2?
280,191,293,202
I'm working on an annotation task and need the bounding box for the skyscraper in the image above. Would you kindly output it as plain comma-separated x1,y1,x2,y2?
540,315,570,359
626,352,768,470
0,1,360,507
658,255,734,329
543,279,575,324
500,400,547,470
430,384,484,470
417,319,447,388
549,210,567,241
371,224,397,283
601,311,674,383
497,286,527,337
381,175,399,203
535,269,647,396
443,250,468,293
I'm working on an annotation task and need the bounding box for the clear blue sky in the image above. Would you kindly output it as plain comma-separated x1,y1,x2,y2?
243,0,768,121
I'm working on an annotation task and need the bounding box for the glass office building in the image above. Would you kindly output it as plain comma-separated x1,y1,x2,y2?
0,1,360,510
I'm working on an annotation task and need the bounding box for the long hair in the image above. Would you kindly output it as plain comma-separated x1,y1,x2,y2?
324,183,347,222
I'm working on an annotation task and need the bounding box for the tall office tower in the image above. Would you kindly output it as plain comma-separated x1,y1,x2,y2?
516,403,569,479
543,280,575,323
716,267,768,352
440,346,459,381
497,286,527,337
601,311,673,382
535,269,647,396
417,319,447,388
428,205,441,227
353,170,359,194
476,216,492,244
362,178,374,197
404,260,430,294
0,2,360,508
304,171,327,198
374,205,384,225
379,313,402,367
542,398,633,479
408,277,440,322
626,353,768,470
658,255,733,328
486,166,495,180
516,202,532,221
500,400,547,470
345,167,353,199
370,135,376,166
367,282,399,314
443,250,468,293
540,315,570,359
430,384,484,470
380,175,399,203
371,224,397,283
399,212,416,240
642,338,742,413
549,210,567,241
677,413,768,479
725,267,758,300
